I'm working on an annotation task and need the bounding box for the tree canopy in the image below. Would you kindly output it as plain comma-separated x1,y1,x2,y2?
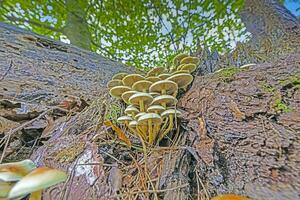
0,0,298,69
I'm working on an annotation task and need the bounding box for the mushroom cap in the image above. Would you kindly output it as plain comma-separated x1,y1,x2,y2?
135,112,146,120
8,167,67,199
138,113,162,125
149,80,178,95
122,74,145,87
121,90,137,104
173,53,189,66
109,86,131,99
124,106,139,115
180,64,197,73
147,105,166,114
112,72,128,80
117,116,133,124
146,76,161,83
129,93,153,106
167,73,193,88
129,120,138,128
149,92,160,98
171,69,190,75
146,67,165,77
0,181,14,198
151,95,178,107
132,80,153,92
158,73,171,80
161,109,182,118
107,80,123,89
180,56,200,65
0,159,36,182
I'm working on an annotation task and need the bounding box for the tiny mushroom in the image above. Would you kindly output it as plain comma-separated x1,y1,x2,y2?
124,106,139,117
117,116,133,127
147,105,166,114
171,69,190,75
132,80,153,92
159,109,182,141
112,72,128,80
173,53,189,67
180,56,200,65
109,86,131,99
129,93,153,112
107,79,123,89
149,80,178,95
179,63,197,73
0,159,36,182
138,113,162,144
146,67,165,77
121,90,137,104
122,74,145,87
146,76,161,83
158,73,171,80
167,73,193,90
8,167,67,199
151,95,178,108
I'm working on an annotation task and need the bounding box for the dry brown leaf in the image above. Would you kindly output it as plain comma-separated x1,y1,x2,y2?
228,100,246,121
104,120,131,147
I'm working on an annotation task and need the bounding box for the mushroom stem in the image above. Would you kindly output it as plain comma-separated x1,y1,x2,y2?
159,116,169,134
159,115,174,141
162,89,166,95
148,119,154,144
139,100,145,112
137,125,147,142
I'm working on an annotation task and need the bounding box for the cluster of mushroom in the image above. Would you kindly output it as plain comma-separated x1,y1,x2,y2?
0,159,67,199
107,54,199,145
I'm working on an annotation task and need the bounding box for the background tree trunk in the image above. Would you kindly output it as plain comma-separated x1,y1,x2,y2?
1,22,299,200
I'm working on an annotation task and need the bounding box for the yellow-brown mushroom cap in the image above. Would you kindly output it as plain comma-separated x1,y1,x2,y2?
147,105,166,114
117,116,133,124
180,64,197,73
158,73,171,80
8,167,67,199
132,80,153,92
146,76,161,83
167,73,193,89
149,80,178,95
0,159,36,182
121,90,137,104
146,67,165,77
171,69,190,75
110,86,131,99
135,112,146,120
125,106,139,116
173,53,189,66
161,109,182,118
107,79,123,89
151,95,178,107
180,56,200,65
122,74,145,87
137,113,162,125
129,120,138,128
112,72,128,80
129,93,153,107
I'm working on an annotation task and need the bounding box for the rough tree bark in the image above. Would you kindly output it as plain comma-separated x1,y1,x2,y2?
1,22,299,200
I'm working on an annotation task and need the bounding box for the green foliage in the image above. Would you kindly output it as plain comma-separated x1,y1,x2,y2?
215,67,245,81
273,99,292,113
0,0,247,69
279,74,300,89
259,82,276,93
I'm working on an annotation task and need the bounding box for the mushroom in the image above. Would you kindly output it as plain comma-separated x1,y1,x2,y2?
128,120,146,140
129,93,153,112
158,73,171,80
132,80,153,92
117,116,133,127
0,159,36,182
109,86,131,99
112,72,128,80
146,76,161,83
167,73,193,90
146,67,165,77
8,167,67,199
147,105,165,114
138,113,162,144
124,105,139,117
151,95,178,108
107,79,123,89
122,74,145,87
121,90,137,104
180,56,200,65
179,63,197,73
171,69,190,75
159,109,182,141
0,181,14,198
149,80,178,95
172,53,189,67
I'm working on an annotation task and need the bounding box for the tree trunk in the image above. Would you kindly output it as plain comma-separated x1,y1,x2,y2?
62,0,92,50
1,22,299,200
196,0,300,74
